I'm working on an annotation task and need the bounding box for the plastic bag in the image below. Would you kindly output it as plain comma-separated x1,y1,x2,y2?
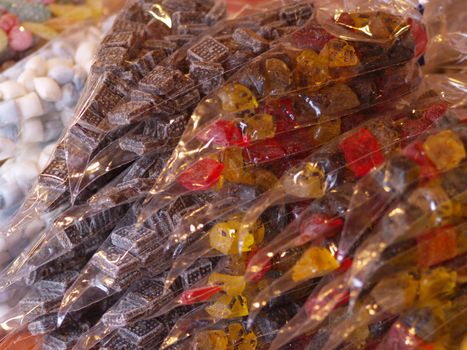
51,0,317,330
0,0,123,71
136,4,426,234
0,24,104,232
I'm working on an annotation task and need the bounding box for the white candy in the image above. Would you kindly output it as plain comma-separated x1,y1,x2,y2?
16,92,44,120
34,77,63,102
0,137,15,160
52,41,74,59
0,178,22,213
47,57,73,70
10,160,39,193
56,83,78,111
21,118,44,143
0,81,27,100
24,56,48,76
17,70,38,92
39,143,55,170
48,65,74,85
75,40,98,71
0,100,20,125
43,118,63,142
72,66,87,91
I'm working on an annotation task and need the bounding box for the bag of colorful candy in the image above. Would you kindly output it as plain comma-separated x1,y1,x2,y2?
44,2,428,340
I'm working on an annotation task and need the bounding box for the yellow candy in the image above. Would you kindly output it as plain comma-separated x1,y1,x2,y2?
208,219,254,255
419,268,457,304
209,273,246,296
238,332,257,350
423,130,466,172
195,330,228,350
295,49,329,87
320,39,359,68
311,116,342,145
242,114,276,141
218,84,258,113
49,4,94,21
370,273,418,313
408,186,455,226
252,169,278,191
22,22,58,40
265,58,292,95
206,295,249,319
282,162,326,199
291,247,339,282
45,17,81,32
227,323,244,344
223,147,255,185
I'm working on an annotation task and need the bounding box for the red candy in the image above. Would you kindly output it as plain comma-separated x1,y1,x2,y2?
299,214,344,244
408,19,428,58
339,128,385,178
197,120,247,147
416,226,457,268
246,248,272,282
382,322,436,350
264,97,299,133
291,23,334,51
0,13,19,33
179,286,222,305
243,138,285,165
8,25,33,52
401,102,448,144
403,141,438,182
177,158,224,191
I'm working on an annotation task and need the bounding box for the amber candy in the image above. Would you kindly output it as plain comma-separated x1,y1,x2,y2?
282,162,326,199
223,147,255,185
419,268,457,304
264,58,292,95
319,39,359,68
208,273,246,296
370,273,418,314
291,247,339,282
206,295,249,319
240,114,276,142
422,130,466,172
309,116,342,145
194,330,228,350
217,84,258,113
295,49,329,88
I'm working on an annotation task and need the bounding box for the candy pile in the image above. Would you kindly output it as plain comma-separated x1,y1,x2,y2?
0,24,103,233
0,0,465,349
0,0,113,70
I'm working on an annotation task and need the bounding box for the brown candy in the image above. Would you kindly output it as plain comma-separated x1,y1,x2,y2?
187,36,230,63
139,66,182,96
91,245,140,279
189,60,225,95
108,101,154,126
102,31,138,49
232,28,269,54
119,135,163,156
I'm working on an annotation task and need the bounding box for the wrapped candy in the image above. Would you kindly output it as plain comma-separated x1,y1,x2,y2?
0,0,122,71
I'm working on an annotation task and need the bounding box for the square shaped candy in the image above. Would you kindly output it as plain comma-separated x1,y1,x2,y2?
180,258,213,289
280,3,314,24
28,313,58,335
101,335,139,350
189,61,224,95
232,28,269,54
119,135,161,156
91,245,140,279
90,84,126,119
92,47,129,74
139,66,181,96
127,279,169,308
40,157,67,186
119,318,166,346
102,32,138,49
43,323,86,350
69,123,102,150
112,19,146,33
19,289,62,318
101,298,147,327
35,270,79,294
164,34,194,48
111,226,160,255
187,36,229,63
108,101,154,126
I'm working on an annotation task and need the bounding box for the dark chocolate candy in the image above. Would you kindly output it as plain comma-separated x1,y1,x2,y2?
34,270,79,294
69,123,102,150
102,31,138,49
40,155,68,188
143,39,176,53
232,28,269,54
91,245,140,279
43,322,88,350
189,60,224,95
145,19,171,39
19,289,62,319
164,34,195,47
28,313,58,336
111,226,160,255
172,11,205,28
178,23,210,35
139,66,181,96
108,101,154,126
119,135,162,156
101,298,147,327
119,318,166,346
187,36,229,63
101,335,139,350
126,279,172,309
179,258,213,289
92,46,129,73
279,3,314,25
205,0,226,26
112,19,146,34
161,0,196,12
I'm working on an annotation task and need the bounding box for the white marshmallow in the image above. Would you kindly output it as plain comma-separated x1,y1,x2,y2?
0,81,27,100
47,57,73,70
21,118,44,143
34,77,63,102
16,92,44,120
24,56,48,76
0,137,15,160
10,160,39,193
0,100,20,125
48,65,74,85
38,143,55,170
17,70,38,92
75,40,98,71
